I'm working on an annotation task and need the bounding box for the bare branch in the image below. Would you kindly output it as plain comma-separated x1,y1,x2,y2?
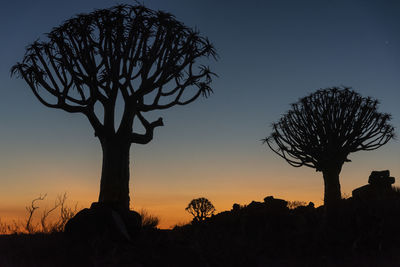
185,197,216,222
40,195,63,233
12,4,216,143
130,112,164,144
25,194,46,234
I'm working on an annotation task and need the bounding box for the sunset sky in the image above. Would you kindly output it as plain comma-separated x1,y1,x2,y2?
0,0,399,228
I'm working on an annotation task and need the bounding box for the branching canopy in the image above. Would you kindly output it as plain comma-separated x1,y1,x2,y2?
185,197,215,221
264,87,394,172
11,4,216,144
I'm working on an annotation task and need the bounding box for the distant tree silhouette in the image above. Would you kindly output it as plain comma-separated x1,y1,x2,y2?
264,87,394,209
186,197,216,222
11,4,216,210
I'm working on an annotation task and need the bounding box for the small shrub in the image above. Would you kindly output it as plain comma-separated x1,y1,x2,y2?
287,201,307,209
0,193,77,234
185,197,216,222
139,209,160,229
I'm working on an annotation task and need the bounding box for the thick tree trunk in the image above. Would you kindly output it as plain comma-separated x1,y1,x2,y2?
322,166,342,208
98,137,131,210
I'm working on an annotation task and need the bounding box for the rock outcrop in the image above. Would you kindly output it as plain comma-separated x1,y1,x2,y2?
352,170,395,200
64,202,141,242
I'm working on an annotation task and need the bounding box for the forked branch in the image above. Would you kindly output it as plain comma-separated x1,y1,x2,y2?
11,4,217,143
264,87,394,172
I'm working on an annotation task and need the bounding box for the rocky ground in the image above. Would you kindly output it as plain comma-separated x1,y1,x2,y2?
2,191,400,266
1,172,400,266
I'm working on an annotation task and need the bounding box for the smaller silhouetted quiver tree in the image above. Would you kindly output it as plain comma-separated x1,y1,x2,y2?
186,197,216,222
264,87,394,211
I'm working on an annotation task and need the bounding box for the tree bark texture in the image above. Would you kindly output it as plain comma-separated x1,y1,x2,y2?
98,137,131,210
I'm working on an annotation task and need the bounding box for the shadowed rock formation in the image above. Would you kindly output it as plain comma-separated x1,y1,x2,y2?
352,170,395,200
64,202,141,242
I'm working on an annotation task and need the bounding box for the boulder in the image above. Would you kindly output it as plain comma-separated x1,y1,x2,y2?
352,170,395,200
264,196,288,210
232,203,241,212
248,201,264,210
368,170,395,187
64,202,141,242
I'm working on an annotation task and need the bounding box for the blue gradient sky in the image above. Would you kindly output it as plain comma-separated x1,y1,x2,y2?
0,0,399,228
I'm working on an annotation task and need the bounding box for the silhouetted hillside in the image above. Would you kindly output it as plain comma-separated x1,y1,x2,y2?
2,185,400,266
171,191,400,266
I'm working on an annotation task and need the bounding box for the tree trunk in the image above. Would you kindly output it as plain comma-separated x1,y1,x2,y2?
98,137,131,210
322,166,342,208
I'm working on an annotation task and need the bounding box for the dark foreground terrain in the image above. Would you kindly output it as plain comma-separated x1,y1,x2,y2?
1,193,400,267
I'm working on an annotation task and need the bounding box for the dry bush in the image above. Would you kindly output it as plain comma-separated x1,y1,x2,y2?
287,201,307,209
392,186,400,195
0,193,77,235
40,193,78,233
5,220,24,234
139,209,160,229
25,194,46,233
0,218,8,234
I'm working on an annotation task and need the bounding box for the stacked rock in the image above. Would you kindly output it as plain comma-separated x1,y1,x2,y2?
368,170,395,187
352,170,395,200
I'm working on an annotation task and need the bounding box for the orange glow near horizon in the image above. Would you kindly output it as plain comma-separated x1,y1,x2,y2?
0,190,324,230
1,145,398,230
0,171,360,230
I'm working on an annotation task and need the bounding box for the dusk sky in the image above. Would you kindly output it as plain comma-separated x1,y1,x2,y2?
0,0,399,228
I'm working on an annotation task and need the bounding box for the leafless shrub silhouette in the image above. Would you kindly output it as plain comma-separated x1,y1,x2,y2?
139,208,160,229
26,194,46,234
0,193,77,234
287,201,307,209
40,193,78,233
0,219,9,234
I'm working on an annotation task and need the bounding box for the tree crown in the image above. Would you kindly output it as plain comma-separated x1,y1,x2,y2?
185,197,216,222
264,87,394,171
12,4,217,143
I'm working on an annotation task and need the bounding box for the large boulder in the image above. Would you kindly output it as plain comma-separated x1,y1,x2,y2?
368,170,395,187
352,170,395,200
264,196,288,210
64,202,141,242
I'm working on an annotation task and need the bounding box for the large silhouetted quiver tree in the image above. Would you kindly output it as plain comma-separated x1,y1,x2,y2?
264,87,394,209
12,4,216,210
